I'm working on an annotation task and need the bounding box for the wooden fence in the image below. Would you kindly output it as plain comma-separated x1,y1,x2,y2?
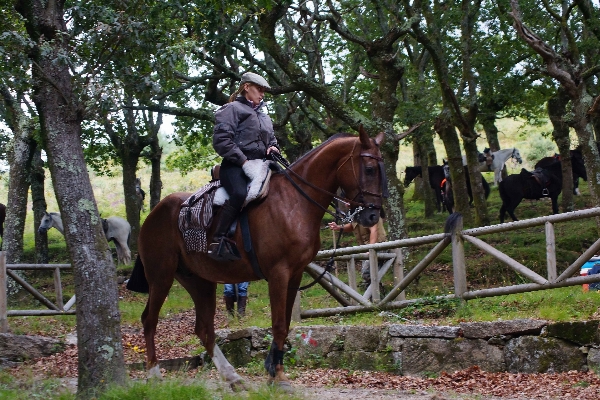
297,207,600,319
0,252,75,332
3,208,600,329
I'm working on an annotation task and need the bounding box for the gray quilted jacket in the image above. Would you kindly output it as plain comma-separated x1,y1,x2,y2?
213,96,278,166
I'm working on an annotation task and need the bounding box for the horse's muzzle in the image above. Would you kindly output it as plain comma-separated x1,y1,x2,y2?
355,207,380,228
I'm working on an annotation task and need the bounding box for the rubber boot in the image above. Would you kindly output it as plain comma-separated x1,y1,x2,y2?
208,202,241,261
237,296,247,317
224,296,235,317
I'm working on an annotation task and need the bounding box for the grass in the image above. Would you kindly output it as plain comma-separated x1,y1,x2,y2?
0,368,304,400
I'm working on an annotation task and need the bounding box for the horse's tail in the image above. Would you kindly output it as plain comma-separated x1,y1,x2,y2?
126,255,149,293
444,212,462,234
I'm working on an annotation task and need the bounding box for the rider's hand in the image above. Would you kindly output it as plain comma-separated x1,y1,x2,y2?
328,222,341,231
267,146,280,155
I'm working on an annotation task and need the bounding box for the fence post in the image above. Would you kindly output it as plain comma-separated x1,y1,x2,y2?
347,257,357,305
291,291,301,322
369,249,380,302
392,248,406,301
0,252,7,332
450,214,467,299
53,267,64,310
545,221,557,281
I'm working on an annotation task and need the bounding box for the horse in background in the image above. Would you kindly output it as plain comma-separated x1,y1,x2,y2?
462,147,523,185
403,165,490,214
135,177,146,212
498,154,587,223
535,149,587,195
38,211,132,264
0,203,5,238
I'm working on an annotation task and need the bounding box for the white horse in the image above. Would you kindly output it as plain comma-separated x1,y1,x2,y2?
38,211,132,265
462,147,523,185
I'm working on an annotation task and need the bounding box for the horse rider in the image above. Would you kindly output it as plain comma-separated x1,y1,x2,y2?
208,72,280,261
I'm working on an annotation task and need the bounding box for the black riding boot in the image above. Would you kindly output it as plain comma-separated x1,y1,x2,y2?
224,296,235,316
207,203,241,261
237,296,247,317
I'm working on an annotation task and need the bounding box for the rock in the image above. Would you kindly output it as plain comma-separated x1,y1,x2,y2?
0,333,65,362
544,320,600,346
389,324,460,339
504,336,586,373
587,347,600,374
460,319,547,339
402,338,505,377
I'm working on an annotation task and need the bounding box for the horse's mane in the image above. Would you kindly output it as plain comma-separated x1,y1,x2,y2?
288,132,355,167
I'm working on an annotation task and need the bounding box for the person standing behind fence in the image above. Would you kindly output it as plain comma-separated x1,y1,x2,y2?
328,210,387,287
223,282,249,317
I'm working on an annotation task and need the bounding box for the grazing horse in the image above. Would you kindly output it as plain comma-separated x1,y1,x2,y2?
0,203,5,237
498,155,587,223
126,128,386,389
38,211,132,264
403,165,490,213
135,177,146,212
462,147,523,185
535,150,587,195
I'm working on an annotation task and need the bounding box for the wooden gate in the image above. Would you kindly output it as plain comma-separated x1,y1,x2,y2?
0,251,75,332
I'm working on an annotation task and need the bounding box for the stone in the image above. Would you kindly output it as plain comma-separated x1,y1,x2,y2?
220,337,252,367
544,320,600,346
402,338,505,377
0,333,65,362
504,336,586,373
587,347,600,374
389,324,460,339
287,326,346,362
460,319,547,339
344,326,387,352
327,350,397,373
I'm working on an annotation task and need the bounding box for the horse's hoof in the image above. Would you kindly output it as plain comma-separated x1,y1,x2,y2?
229,378,248,392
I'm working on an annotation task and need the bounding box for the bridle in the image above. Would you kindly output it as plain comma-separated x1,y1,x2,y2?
271,140,388,291
270,140,388,220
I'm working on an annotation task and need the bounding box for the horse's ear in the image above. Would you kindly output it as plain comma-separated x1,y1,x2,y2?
358,124,369,147
374,131,385,147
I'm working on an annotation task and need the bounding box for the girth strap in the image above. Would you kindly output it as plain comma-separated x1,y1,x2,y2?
240,210,266,280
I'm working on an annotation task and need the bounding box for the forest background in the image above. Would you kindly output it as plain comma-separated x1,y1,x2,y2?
2,0,600,397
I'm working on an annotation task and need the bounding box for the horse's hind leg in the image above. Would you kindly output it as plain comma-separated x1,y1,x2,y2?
141,274,175,378
177,274,246,391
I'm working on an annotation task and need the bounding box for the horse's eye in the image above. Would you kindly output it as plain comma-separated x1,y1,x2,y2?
365,166,375,176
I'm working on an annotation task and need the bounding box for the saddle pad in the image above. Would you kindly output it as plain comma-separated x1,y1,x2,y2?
178,180,220,253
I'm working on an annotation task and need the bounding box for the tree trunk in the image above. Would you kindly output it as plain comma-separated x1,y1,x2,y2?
29,146,49,264
148,135,163,211
15,1,126,396
122,150,141,252
547,89,574,212
3,110,32,264
435,110,473,225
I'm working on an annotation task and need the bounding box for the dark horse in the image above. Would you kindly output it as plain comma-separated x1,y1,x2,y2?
126,128,386,389
535,149,587,195
499,155,587,223
403,165,490,213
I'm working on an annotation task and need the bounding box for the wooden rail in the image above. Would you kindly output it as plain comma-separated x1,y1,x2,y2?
297,208,600,319
0,251,75,332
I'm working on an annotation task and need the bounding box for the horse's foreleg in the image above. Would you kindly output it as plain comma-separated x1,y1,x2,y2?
264,271,300,392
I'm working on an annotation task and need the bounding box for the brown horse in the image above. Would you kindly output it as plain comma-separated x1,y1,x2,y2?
127,127,386,389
